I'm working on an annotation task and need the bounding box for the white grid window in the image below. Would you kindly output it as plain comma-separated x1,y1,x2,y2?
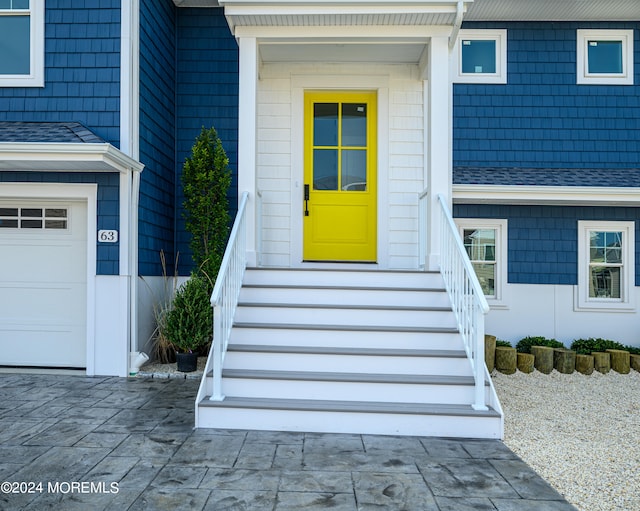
456,218,508,307
0,0,44,87
576,221,635,311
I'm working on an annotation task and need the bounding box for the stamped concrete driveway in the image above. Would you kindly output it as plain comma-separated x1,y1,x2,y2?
0,374,576,510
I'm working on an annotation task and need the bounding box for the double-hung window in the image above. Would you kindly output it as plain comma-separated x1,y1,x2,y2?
0,0,44,87
451,29,507,84
577,30,634,85
576,221,635,311
456,219,508,307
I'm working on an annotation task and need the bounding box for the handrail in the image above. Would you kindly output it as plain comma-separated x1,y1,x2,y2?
436,193,489,411
195,192,249,409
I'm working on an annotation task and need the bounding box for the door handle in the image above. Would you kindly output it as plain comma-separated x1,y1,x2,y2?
304,184,310,216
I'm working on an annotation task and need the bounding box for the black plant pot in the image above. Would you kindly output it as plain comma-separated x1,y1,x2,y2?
176,352,198,372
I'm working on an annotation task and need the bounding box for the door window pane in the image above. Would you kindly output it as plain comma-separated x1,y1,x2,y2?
313,103,338,146
462,39,496,74
313,149,338,190
341,149,366,191
588,40,623,74
342,103,366,147
0,15,30,75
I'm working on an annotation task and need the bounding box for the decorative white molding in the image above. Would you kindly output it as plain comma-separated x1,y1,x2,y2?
453,184,640,206
0,143,145,174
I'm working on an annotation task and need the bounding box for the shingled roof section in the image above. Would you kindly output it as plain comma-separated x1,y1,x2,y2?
454,167,640,188
0,122,105,144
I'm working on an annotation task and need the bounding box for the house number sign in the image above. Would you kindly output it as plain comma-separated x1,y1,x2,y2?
98,230,119,243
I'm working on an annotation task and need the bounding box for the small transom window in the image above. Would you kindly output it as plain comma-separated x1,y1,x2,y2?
577,30,634,85
0,207,68,229
452,29,507,84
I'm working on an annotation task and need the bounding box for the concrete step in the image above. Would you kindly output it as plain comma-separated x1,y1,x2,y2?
217,369,490,405
197,396,502,438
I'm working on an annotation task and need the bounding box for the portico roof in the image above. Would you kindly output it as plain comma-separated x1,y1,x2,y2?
175,0,640,22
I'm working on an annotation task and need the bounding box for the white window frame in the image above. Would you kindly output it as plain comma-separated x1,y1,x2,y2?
0,0,44,87
575,220,636,312
451,29,507,84
576,29,634,85
456,218,508,308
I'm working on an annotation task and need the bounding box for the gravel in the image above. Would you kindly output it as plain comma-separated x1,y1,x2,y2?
492,369,640,511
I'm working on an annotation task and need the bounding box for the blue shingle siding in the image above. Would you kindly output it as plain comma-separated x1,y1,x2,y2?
0,0,121,146
138,0,178,276
0,171,120,276
454,204,640,287
175,7,239,274
454,21,640,172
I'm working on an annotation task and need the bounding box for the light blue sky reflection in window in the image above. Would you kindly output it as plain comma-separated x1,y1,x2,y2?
0,16,30,75
0,1,30,9
462,39,496,74
588,40,623,74
313,103,338,147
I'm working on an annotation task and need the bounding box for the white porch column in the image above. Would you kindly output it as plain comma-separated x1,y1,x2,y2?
424,35,452,271
237,36,258,266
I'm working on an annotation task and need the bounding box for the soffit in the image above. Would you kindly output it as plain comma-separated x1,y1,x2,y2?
218,1,469,32
466,0,640,22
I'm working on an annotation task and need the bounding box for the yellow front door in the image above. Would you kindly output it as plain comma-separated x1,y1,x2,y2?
303,91,377,261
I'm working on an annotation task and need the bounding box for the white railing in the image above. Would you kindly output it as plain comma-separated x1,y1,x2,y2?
195,192,249,409
436,193,490,411
418,188,429,270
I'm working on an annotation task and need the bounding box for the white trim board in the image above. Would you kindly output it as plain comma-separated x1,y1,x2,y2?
453,184,640,206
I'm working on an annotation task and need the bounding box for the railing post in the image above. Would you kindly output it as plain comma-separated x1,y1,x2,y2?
472,305,488,410
211,303,225,401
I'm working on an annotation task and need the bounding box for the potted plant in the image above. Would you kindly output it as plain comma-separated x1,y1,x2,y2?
164,273,212,372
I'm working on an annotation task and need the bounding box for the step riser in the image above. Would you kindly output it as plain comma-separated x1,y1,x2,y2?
217,377,488,405
239,287,450,307
224,352,471,376
197,406,501,438
229,328,464,351
243,270,444,289
235,306,457,328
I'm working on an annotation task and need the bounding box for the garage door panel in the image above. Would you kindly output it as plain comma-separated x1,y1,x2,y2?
0,200,87,368
0,324,86,367
0,283,86,320
0,245,86,283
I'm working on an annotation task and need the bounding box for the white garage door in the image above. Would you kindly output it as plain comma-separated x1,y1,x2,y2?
0,201,87,368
